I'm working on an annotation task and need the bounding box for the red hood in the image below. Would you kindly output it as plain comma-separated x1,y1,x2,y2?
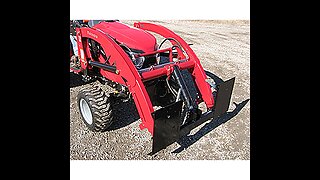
93,21,156,52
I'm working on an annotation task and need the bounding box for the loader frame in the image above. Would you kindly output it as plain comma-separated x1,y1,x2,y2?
71,21,235,154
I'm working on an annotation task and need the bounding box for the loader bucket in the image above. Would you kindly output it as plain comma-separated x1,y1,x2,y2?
150,77,235,155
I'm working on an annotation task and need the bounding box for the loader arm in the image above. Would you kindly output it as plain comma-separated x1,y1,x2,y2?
75,27,156,135
134,22,215,109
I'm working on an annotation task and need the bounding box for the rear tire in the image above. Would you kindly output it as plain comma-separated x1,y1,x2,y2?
77,85,114,132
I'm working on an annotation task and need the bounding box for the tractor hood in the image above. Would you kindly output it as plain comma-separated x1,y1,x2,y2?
93,21,156,52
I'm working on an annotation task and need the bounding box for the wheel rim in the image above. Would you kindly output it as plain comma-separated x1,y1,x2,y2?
79,98,93,125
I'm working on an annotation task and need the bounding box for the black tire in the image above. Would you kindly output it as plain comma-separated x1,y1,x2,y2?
77,85,114,132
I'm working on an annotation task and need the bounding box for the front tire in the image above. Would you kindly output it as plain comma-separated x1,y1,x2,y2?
77,85,114,132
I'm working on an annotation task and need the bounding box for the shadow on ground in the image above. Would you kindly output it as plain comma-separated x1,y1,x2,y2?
172,98,250,153
70,73,91,88
107,99,140,131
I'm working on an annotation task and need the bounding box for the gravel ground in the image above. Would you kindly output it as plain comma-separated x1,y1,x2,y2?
70,20,250,160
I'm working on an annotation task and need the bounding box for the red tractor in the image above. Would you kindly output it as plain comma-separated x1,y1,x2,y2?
70,20,235,154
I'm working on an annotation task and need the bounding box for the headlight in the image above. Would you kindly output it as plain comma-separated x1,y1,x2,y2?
129,51,145,69
133,56,145,69
154,44,160,64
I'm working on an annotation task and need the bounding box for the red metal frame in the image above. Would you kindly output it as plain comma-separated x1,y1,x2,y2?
71,22,215,136
134,22,214,108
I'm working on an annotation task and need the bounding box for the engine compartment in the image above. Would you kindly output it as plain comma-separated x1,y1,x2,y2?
93,21,157,53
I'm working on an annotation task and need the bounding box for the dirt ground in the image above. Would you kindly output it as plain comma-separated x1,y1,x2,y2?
70,20,250,160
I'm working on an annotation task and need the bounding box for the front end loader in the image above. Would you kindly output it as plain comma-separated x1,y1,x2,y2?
70,20,235,154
